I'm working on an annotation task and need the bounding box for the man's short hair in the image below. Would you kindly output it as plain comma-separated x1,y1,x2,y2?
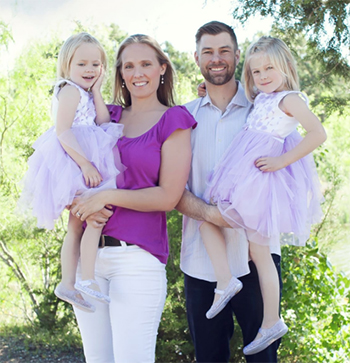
195,21,238,50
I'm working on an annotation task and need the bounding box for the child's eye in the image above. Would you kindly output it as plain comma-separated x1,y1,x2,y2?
93,63,100,67
78,63,85,66
143,62,151,67
124,64,132,69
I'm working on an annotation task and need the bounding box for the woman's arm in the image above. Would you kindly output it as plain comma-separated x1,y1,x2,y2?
71,128,193,220
56,85,102,187
255,93,327,172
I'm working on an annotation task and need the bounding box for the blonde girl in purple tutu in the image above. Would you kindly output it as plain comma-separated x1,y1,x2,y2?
199,36,326,354
19,33,123,312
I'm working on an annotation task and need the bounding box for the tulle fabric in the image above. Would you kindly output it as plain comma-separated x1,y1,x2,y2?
203,128,324,247
18,122,123,229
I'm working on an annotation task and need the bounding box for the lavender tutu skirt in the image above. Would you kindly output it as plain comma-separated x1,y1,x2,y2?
204,128,324,247
19,122,123,229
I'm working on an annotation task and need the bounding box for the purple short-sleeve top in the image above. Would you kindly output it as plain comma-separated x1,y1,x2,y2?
102,105,197,264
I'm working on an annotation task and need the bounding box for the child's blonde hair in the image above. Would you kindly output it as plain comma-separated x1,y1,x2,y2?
57,32,107,80
243,36,299,102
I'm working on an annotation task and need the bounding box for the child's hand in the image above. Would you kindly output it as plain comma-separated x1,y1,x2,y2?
80,162,103,187
255,155,286,172
197,82,207,97
91,66,104,92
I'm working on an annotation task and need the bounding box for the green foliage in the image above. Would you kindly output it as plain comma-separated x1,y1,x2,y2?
163,41,202,104
156,210,195,362
0,21,13,51
280,241,350,362
231,0,350,81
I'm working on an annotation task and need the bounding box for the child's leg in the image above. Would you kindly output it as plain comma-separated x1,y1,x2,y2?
200,221,243,319
60,213,84,290
200,221,232,298
248,242,280,333
242,241,288,355
74,223,110,303
80,223,103,283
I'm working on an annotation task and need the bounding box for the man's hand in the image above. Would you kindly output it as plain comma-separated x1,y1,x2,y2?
176,189,231,228
205,204,231,228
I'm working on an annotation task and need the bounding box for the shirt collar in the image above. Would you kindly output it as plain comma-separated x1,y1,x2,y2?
200,81,251,110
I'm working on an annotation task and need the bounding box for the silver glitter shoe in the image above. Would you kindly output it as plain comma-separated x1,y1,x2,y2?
54,283,95,313
75,279,110,304
206,277,243,319
243,319,288,355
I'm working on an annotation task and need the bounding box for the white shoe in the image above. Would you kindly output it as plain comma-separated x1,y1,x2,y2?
75,279,111,304
54,283,95,313
206,277,243,319
243,319,288,355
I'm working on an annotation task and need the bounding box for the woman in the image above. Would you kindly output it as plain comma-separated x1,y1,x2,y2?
71,34,196,363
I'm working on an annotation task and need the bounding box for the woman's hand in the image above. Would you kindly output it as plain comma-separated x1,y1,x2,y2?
255,155,286,172
71,191,110,221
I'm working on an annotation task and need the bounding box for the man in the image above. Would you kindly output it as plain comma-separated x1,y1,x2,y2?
176,21,282,362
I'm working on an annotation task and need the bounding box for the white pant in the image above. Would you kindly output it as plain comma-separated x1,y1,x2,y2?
74,244,167,363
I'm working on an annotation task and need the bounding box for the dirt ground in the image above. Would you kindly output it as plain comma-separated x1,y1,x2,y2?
0,336,84,363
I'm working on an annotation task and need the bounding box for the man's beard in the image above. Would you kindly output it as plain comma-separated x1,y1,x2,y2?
201,62,236,86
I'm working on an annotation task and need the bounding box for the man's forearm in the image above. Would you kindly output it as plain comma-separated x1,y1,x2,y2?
175,189,208,221
176,189,230,228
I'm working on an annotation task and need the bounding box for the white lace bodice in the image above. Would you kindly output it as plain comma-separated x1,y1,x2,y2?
52,79,96,127
246,91,307,139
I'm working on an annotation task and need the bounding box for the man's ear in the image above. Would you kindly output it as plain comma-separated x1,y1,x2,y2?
194,51,200,67
235,49,241,65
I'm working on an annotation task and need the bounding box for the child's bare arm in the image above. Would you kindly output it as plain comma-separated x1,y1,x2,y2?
91,67,110,125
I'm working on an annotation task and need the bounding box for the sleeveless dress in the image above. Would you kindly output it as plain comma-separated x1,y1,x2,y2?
203,91,324,247
19,80,124,229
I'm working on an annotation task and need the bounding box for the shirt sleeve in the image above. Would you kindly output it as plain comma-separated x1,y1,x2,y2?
159,105,197,143
107,105,123,123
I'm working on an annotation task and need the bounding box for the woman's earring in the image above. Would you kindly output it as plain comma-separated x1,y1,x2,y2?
122,80,125,88
161,75,164,85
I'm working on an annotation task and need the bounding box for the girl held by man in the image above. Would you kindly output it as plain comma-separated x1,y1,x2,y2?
199,36,326,355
